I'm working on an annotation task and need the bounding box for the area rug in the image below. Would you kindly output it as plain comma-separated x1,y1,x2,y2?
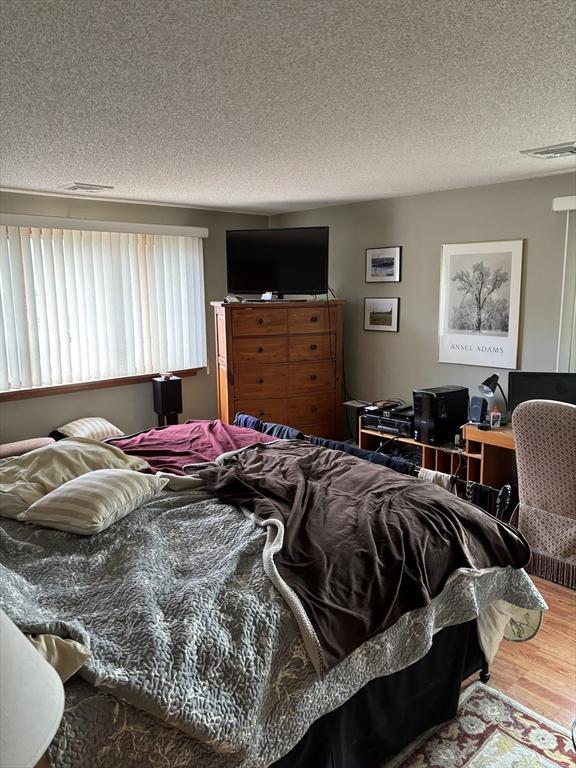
384,682,574,767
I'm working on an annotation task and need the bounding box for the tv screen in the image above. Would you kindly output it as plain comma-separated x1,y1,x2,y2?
508,371,576,414
226,227,329,296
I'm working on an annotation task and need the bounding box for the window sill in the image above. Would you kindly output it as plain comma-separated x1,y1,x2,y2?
0,368,203,403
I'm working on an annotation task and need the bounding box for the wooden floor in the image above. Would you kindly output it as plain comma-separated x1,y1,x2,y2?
478,576,576,729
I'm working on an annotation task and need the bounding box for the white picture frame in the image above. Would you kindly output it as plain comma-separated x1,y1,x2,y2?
438,240,523,369
365,246,401,282
364,297,399,332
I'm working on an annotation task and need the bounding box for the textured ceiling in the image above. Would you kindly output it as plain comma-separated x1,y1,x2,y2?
0,0,575,213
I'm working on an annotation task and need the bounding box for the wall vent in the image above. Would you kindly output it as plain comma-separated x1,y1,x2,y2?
60,182,115,192
520,141,576,159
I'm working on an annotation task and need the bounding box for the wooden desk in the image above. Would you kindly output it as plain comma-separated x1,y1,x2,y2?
358,422,517,489
463,424,516,487
463,424,515,450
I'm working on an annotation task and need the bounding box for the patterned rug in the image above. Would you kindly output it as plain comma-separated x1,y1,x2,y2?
384,682,574,767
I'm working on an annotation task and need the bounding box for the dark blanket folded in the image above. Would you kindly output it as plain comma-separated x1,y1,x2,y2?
108,419,275,474
234,412,305,440
200,442,530,672
308,434,416,474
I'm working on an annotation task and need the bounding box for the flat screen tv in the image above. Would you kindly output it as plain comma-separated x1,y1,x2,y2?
508,371,576,414
226,227,329,297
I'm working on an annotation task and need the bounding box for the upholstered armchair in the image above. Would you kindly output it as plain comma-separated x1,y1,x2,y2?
511,399,576,589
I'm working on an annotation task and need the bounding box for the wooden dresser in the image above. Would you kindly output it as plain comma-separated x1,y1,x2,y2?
212,300,345,438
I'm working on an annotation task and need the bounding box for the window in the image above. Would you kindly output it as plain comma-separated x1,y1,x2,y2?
0,223,207,394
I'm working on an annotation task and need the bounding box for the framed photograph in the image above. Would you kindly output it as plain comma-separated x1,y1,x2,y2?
438,240,523,369
365,246,401,282
364,297,399,332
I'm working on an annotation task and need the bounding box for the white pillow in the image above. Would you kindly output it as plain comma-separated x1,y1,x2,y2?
18,468,168,534
0,438,149,519
55,417,124,441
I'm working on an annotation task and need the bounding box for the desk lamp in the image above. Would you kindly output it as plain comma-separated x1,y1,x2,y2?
478,374,509,424
0,610,65,767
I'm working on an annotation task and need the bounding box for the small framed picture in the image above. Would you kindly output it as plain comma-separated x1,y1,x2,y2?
364,297,399,332
365,246,401,282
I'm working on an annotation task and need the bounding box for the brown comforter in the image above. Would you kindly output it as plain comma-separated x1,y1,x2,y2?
200,442,530,672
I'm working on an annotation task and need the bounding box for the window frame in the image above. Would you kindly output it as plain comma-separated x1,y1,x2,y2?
0,367,200,402
0,215,209,399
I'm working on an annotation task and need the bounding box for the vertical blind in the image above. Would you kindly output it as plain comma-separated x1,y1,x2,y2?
0,226,207,392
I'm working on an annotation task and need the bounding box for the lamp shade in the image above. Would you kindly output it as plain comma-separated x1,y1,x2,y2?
479,374,499,397
0,610,64,768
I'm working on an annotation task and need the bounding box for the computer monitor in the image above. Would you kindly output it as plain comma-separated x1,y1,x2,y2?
508,372,576,415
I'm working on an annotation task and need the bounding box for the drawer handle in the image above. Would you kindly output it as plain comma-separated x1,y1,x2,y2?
311,406,318,413
257,377,264,384
257,318,264,325
310,344,317,350
310,374,317,381
310,316,318,323
256,346,264,353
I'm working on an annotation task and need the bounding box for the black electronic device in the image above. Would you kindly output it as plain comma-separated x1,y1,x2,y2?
508,371,576,415
152,375,182,427
226,227,329,298
469,395,488,424
413,385,469,445
343,400,369,443
381,403,412,418
361,404,414,438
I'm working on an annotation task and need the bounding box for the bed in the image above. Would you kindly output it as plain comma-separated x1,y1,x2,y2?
0,419,546,768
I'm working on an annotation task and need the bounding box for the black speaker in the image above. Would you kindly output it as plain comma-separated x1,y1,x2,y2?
342,400,367,443
153,375,182,427
469,396,488,424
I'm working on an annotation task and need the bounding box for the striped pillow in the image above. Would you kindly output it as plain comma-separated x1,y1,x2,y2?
55,417,124,441
17,469,168,534
0,438,149,519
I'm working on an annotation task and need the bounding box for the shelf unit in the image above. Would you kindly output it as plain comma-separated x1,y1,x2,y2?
359,423,517,487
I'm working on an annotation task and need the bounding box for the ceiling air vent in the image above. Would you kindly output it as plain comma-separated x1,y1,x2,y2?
60,182,115,192
520,141,576,159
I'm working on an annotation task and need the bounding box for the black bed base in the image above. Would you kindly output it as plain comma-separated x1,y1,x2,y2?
272,619,485,768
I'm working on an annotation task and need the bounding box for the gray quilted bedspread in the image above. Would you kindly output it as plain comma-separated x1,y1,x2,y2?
0,487,545,768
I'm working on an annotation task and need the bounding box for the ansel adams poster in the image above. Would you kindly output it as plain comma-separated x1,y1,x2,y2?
438,240,523,368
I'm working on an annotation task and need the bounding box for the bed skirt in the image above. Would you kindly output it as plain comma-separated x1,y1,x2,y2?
272,619,484,768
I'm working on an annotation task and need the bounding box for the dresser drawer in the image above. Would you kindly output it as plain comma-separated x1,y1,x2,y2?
287,306,337,334
288,393,336,424
289,333,335,362
287,362,335,394
234,398,288,424
232,307,287,337
233,337,288,365
235,366,287,397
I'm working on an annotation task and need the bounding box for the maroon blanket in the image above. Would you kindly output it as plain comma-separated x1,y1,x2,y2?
108,420,275,474
199,442,531,673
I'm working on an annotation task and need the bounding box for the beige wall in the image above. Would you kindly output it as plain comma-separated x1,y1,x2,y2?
270,173,576,411
1,173,574,440
0,192,266,442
